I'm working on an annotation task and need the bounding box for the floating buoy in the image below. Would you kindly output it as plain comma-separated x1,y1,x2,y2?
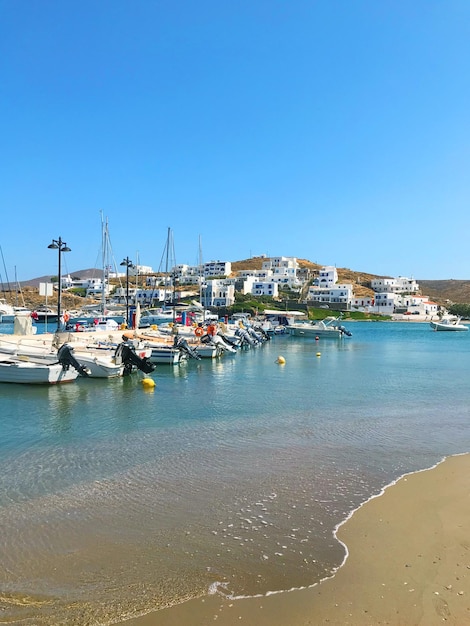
315,336,320,341
276,356,286,364
142,377,155,388
316,352,321,357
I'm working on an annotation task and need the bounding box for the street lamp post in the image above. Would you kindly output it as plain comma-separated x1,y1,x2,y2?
48,237,71,332
120,257,133,327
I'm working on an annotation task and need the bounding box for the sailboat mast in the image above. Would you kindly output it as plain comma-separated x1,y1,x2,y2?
198,235,207,322
101,213,107,314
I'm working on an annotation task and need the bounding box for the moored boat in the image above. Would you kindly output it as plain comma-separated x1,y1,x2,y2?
0,359,79,384
287,315,352,338
0,349,82,384
430,317,468,331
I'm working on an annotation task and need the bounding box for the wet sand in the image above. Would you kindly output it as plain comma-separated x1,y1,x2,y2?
122,453,470,626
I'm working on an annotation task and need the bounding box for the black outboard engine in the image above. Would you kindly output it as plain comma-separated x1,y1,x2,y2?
114,342,156,376
252,324,271,341
57,344,90,377
338,325,352,337
173,336,201,360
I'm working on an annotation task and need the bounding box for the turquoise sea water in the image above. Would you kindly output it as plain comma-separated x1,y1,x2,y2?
1,321,469,624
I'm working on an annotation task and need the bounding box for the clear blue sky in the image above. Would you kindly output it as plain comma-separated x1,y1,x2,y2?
1,0,470,282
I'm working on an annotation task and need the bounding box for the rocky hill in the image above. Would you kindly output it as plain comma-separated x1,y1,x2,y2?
232,257,470,304
3,261,470,309
417,280,470,305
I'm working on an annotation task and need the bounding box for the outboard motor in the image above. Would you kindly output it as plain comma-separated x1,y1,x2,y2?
246,327,263,344
114,342,156,376
235,327,256,347
217,333,240,348
252,324,271,341
210,335,237,353
338,325,352,337
57,343,90,377
173,336,201,360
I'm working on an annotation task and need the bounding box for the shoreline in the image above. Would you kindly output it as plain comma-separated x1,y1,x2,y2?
122,453,470,625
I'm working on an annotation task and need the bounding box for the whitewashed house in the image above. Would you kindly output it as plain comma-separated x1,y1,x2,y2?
352,295,375,310
400,294,439,316
305,266,353,308
260,256,302,289
370,277,419,294
306,283,354,308
250,281,279,298
372,292,398,315
201,279,235,308
313,266,338,288
202,261,232,277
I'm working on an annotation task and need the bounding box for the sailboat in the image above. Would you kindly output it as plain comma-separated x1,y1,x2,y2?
0,248,32,323
66,214,125,330
138,228,178,327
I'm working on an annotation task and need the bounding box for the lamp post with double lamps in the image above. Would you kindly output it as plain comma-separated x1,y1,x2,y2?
120,257,133,327
47,237,71,332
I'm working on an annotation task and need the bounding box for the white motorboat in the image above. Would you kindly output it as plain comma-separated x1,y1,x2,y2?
0,355,79,384
138,308,175,327
0,340,137,379
287,316,352,338
71,350,125,378
0,299,15,323
430,317,468,332
146,344,188,365
74,340,154,376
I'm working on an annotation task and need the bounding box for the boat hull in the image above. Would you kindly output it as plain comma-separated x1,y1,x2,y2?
0,360,78,384
148,346,186,365
430,321,468,331
288,326,344,338
73,353,124,378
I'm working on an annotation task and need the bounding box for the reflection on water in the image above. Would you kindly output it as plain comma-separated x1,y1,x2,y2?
1,323,470,623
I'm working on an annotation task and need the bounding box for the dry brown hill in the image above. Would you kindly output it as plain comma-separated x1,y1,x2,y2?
3,261,470,308
231,258,470,303
418,280,470,305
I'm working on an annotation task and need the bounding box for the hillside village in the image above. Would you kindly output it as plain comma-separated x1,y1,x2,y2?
2,255,463,319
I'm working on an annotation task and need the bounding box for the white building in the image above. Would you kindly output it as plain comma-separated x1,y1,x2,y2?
261,256,298,271
351,295,375,310
202,261,232,277
305,266,353,308
261,256,301,289
372,292,397,315
250,281,279,298
400,294,439,316
201,279,235,308
370,277,419,294
313,266,338,288
306,283,354,308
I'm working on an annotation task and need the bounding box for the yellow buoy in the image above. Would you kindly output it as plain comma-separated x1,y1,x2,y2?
142,377,156,388
316,352,321,357
276,356,286,364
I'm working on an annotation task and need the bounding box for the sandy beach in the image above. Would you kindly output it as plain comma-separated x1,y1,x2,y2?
123,453,470,626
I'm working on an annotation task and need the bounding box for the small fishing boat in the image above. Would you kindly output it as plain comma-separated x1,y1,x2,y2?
0,344,88,384
430,317,468,332
0,358,80,384
287,315,352,338
71,350,125,378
